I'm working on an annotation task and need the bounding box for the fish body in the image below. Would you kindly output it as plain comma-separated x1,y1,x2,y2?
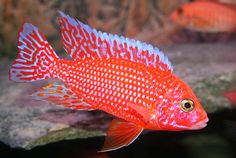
9,11,208,152
171,1,236,32
47,57,203,131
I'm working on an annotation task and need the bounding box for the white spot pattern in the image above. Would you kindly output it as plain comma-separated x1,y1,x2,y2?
53,57,157,123
10,23,58,82
58,11,173,72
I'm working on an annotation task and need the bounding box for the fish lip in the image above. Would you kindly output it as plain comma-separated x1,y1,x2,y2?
190,117,209,130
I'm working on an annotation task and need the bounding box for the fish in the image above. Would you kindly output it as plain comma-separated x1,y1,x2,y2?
9,11,208,152
224,90,236,106
170,1,236,32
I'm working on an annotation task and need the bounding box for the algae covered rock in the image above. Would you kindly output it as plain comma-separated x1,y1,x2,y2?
192,72,236,113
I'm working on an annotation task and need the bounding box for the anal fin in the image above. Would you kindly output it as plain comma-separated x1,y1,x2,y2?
31,82,94,110
99,119,143,152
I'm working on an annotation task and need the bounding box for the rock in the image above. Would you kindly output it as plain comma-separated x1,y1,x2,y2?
0,42,236,149
191,73,236,113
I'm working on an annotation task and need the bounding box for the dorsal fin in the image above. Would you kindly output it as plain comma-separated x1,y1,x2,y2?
58,11,173,72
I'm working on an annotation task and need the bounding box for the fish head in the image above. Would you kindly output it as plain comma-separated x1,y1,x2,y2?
155,77,208,131
170,5,192,28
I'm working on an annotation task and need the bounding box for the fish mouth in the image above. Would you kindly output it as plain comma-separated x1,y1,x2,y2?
190,117,209,130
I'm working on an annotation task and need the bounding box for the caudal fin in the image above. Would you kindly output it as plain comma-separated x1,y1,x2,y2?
9,23,59,82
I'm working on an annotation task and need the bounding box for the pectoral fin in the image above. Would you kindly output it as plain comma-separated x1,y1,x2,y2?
127,103,151,123
99,118,143,152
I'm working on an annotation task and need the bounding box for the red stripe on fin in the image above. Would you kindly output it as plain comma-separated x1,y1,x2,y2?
58,11,173,72
31,82,94,110
99,119,143,152
9,23,59,82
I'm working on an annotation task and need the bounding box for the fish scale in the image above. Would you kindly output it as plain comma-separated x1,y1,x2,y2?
52,57,156,124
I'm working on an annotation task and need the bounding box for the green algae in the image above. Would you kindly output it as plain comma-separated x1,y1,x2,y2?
24,127,104,150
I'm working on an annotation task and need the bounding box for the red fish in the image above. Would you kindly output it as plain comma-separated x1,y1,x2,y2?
9,11,208,152
171,1,236,32
224,90,236,106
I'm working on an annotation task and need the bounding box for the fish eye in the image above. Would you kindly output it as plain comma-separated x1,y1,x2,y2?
181,99,194,112
177,8,184,15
